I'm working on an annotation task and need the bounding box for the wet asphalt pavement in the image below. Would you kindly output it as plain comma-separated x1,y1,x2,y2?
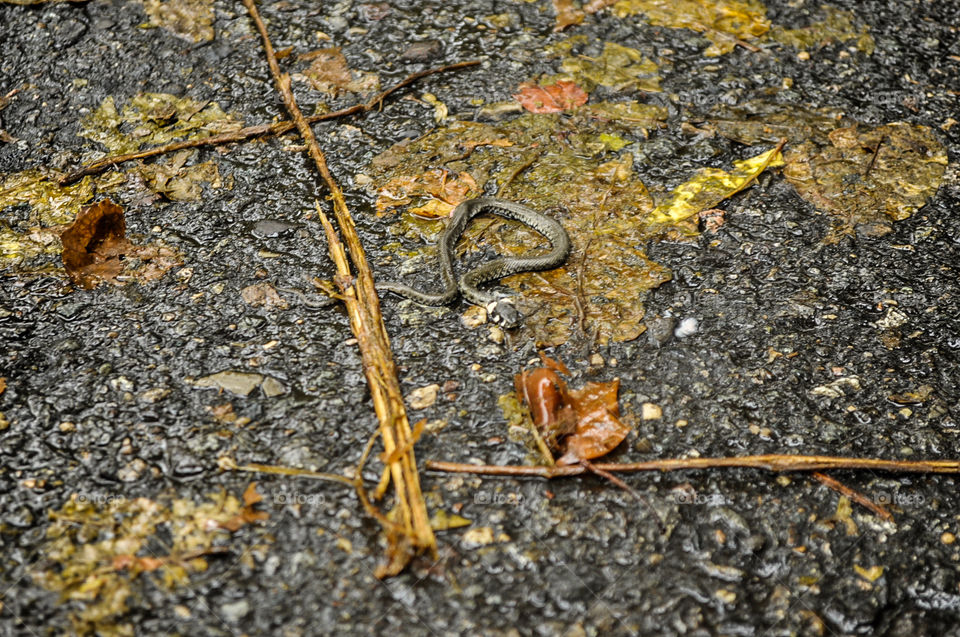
3,0,960,635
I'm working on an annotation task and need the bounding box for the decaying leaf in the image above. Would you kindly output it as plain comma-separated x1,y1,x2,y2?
552,0,585,31
553,41,661,93
60,199,129,289
768,5,874,54
241,282,290,309
514,362,630,465
514,81,589,114
80,93,244,155
134,150,223,201
647,145,785,225
783,123,947,239
707,100,848,146
60,199,182,289
140,0,215,42
298,47,380,96
608,0,770,56
376,169,480,217
34,487,266,635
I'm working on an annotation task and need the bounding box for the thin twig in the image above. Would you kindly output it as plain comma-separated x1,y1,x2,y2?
57,60,480,186
233,462,355,487
864,135,886,178
811,471,893,521
426,455,960,476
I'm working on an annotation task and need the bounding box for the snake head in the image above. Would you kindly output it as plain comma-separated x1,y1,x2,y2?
486,299,521,329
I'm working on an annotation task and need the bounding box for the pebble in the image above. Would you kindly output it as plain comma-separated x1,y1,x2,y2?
401,39,443,62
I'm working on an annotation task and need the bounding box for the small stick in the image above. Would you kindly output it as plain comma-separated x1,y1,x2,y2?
57,60,480,186
864,135,885,178
811,471,893,522
233,462,355,487
426,455,960,476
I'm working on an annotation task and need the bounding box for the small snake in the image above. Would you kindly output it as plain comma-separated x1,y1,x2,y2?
378,197,571,328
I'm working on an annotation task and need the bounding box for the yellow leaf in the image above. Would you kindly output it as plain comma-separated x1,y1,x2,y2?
854,564,884,582
648,146,784,225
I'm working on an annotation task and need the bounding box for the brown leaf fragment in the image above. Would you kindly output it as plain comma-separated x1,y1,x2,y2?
61,199,130,289
242,482,263,506
514,81,588,114
241,282,290,309
557,378,630,465
376,169,479,217
0,378,6,395
552,0,585,31
300,47,379,96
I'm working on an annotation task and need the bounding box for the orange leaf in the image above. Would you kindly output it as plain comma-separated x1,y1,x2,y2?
242,482,263,506
556,379,630,465
514,81,588,114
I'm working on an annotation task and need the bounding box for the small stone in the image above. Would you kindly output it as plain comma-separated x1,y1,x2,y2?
59,421,76,433
641,402,662,420
400,39,442,62
942,532,955,545
220,600,249,623
488,326,504,344
139,387,170,403
674,317,699,339
261,377,288,398
461,526,496,548
192,371,264,396
589,353,604,367
461,305,487,328
407,384,440,409
117,458,148,482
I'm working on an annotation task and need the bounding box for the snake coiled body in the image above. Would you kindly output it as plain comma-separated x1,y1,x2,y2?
378,197,571,328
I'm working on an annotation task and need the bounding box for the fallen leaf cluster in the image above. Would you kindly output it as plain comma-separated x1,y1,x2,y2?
34,484,268,636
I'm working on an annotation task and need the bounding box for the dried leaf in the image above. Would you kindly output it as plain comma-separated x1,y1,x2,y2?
60,199,182,289
514,363,630,465
376,169,479,216
648,145,785,225
514,81,588,114
34,489,254,635
241,282,290,309
80,93,243,155
557,378,630,465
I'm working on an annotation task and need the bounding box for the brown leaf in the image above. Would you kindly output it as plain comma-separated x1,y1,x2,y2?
0,377,6,395
514,81,588,114
557,378,630,465
242,482,263,507
241,283,290,309
552,0,585,31
60,199,129,289
300,47,379,96
515,364,630,465
376,169,480,217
